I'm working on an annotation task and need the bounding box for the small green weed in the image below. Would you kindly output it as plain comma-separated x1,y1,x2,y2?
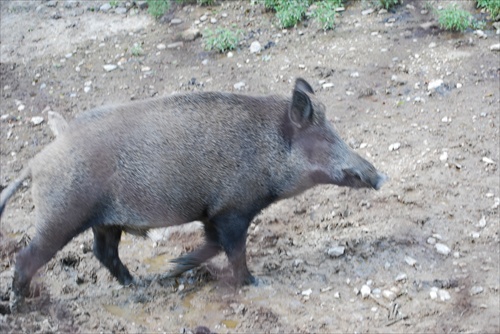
146,0,170,19
378,0,399,10
204,28,241,53
312,0,338,30
263,0,280,11
109,0,119,8
437,5,474,32
198,0,216,6
476,0,500,19
131,44,144,56
275,0,309,28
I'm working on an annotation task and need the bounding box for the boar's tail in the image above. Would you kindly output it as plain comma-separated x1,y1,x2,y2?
0,166,31,218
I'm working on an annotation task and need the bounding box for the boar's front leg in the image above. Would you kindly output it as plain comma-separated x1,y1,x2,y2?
92,226,134,285
169,212,255,285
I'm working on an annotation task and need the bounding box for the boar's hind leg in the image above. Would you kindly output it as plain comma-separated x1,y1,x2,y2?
11,227,80,313
168,222,222,277
92,226,134,285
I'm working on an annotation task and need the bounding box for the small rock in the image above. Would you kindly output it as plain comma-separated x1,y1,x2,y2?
489,43,500,51
322,83,334,89
298,64,306,69
31,116,44,125
441,116,451,123
250,41,261,53
362,8,374,15
200,14,208,22
470,286,483,295
84,80,92,87
474,30,487,39
430,287,438,300
46,0,58,7
327,246,345,258
360,285,371,298
17,104,25,112
439,152,448,162
478,216,486,228
65,53,73,58
136,1,148,10
141,66,151,72
471,232,480,239
428,79,443,90
382,290,396,301
171,18,182,25
210,18,217,24
388,142,400,151
405,255,417,266
227,52,234,58
428,42,436,48
84,86,91,93
334,291,340,299
100,3,111,12
115,7,128,15
157,43,166,50
201,59,209,65
427,237,436,245
233,82,245,90
167,42,184,49
438,289,451,301
293,259,304,267
301,288,312,296
182,28,201,41
482,157,495,164
395,273,407,282
103,64,117,72
456,83,463,88
350,72,359,78
435,243,450,256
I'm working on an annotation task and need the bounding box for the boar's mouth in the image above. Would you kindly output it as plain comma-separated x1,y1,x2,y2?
342,168,388,190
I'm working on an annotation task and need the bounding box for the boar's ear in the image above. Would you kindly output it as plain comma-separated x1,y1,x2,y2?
289,78,314,128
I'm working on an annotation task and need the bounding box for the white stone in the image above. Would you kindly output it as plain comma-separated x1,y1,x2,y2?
250,41,261,53
405,256,417,266
429,287,438,300
234,82,245,90
435,243,450,256
141,66,151,72
389,142,401,151
482,157,495,164
438,289,451,301
103,64,117,72
227,52,234,58
322,83,334,89
382,290,396,301
157,43,166,50
439,152,448,162
428,79,443,90
470,286,483,295
327,246,345,258
31,116,44,125
301,288,312,296
362,8,374,15
395,273,407,281
427,237,436,245
490,43,500,51
360,285,371,298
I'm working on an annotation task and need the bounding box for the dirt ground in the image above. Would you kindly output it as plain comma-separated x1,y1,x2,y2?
0,0,499,332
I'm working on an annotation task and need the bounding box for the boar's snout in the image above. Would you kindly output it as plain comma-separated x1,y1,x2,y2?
340,153,388,190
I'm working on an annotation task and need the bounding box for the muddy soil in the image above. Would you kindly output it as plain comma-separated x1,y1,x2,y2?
0,0,499,333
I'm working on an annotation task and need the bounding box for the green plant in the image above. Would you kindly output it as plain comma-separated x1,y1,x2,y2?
263,0,280,11
275,0,309,28
131,44,144,56
476,0,500,19
198,0,215,6
378,0,399,10
146,0,170,19
204,28,241,52
437,5,474,32
312,0,337,30
109,0,119,8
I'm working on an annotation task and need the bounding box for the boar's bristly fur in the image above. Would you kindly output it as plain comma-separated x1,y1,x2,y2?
0,78,386,312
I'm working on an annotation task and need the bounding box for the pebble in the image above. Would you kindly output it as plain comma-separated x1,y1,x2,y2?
210,18,217,24
470,286,483,295
428,79,443,90
301,288,312,296
395,273,407,282
439,152,448,162
350,72,359,78
200,14,208,22
388,142,400,151
115,7,128,15
428,42,436,48
435,243,450,256
429,287,438,300
17,104,25,111
360,285,371,298
327,246,345,258
141,66,151,72
405,256,417,267
171,18,182,25
482,157,495,164
427,237,436,245
249,41,261,54
334,291,340,299
382,290,396,301
103,64,117,72
181,28,201,41
31,116,44,125
100,3,111,12
233,82,245,90
478,216,486,228
157,43,166,50
441,116,451,123
490,43,500,51
322,83,334,89
167,42,184,49
474,30,487,39
362,8,374,15
456,83,462,88
201,59,209,65
430,287,451,301
227,52,234,58
84,86,91,93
